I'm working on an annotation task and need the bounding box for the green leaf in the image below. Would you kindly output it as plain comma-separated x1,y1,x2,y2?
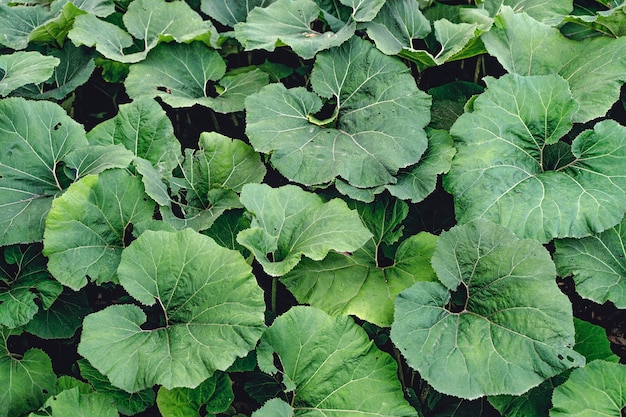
24,290,91,339
0,245,62,329
445,73,626,242
550,360,626,417
68,0,215,63
281,196,437,326
0,97,88,246
340,0,385,22
391,218,585,399
28,2,86,46
482,0,574,25
16,43,96,101
573,318,620,363
234,0,355,59
157,372,234,417
252,398,294,417
43,169,156,290
54,0,116,17
87,97,181,174
78,229,266,392
203,209,251,256
554,216,626,308
0,330,56,417
27,387,118,417
482,6,626,123
245,36,430,189
257,306,417,416
200,0,274,27
78,359,156,415
0,4,52,50
125,42,269,113
0,51,59,97
64,144,135,178
561,4,626,39
237,184,373,276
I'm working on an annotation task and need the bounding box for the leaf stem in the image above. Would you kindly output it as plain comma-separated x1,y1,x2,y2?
271,276,278,315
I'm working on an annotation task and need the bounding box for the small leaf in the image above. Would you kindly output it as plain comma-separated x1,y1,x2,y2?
391,219,584,399
156,372,234,417
252,398,294,417
237,184,373,276
257,306,417,416
78,229,266,392
0,97,88,246
0,51,59,97
550,360,626,417
234,0,355,59
43,169,156,290
445,73,626,242
27,387,118,417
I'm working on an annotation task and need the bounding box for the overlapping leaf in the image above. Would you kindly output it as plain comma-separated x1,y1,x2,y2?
245,36,430,189
0,97,88,246
234,0,355,59
125,42,268,113
78,229,266,393
482,6,626,122
201,0,275,27
281,197,437,326
481,0,573,25
445,73,626,242
24,290,91,339
256,306,417,416
0,4,52,50
554,216,626,308
156,372,233,417
391,219,584,399
236,184,373,276
0,51,59,97
27,387,118,417
43,169,156,290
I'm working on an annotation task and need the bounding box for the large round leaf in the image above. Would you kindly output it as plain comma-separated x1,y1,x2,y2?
245,36,431,189
391,218,584,399
554,215,626,308
445,73,626,242
78,229,266,393
257,306,417,416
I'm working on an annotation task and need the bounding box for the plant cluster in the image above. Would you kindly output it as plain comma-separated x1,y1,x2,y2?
1,0,626,416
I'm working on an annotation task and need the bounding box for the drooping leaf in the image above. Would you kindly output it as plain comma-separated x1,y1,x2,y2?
78,229,266,392
156,372,234,417
43,169,156,290
252,398,294,417
0,4,52,50
554,215,626,308
391,218,585,399
68,0,215,63
482,6,626,122
78,359,156,416
200,0,275,27
245,36,431,189
27,387,118,417
237,184,373,276
24,290,91,339
0,97,88,246
125,42,269,113
561,3,626,39
0,329,56,417
445,73,626,242
281,196,437,326
0,51,59,97
0,244,62,329
257,306,418,416
550,360,626,417
234,0,355,59
15,43,96,101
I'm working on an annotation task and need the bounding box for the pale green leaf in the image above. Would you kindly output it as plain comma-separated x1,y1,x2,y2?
64,144,135,178
339,0,385,21
237,184,373,276
0,329,56,417
0,245,61,329
125,42,269,112
257,306,417,416
157,372,233,417
482,6,626,122
554,216,626,308
43,170,155,290
482,0,573,25
28,2,86,46
550,360,626,417
27,387,117,417
201,0,275,26
0,97,88,246
78,359,155,415
0,51,59,97
0,4,52,50
245,36,430,189
161,189,242,232
24,290,91,339
561,4,626,39
391,219,584,399
445,73,626,242
78,229,266,392
252,398,294,417
234,0,355,59
52,0,115,17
